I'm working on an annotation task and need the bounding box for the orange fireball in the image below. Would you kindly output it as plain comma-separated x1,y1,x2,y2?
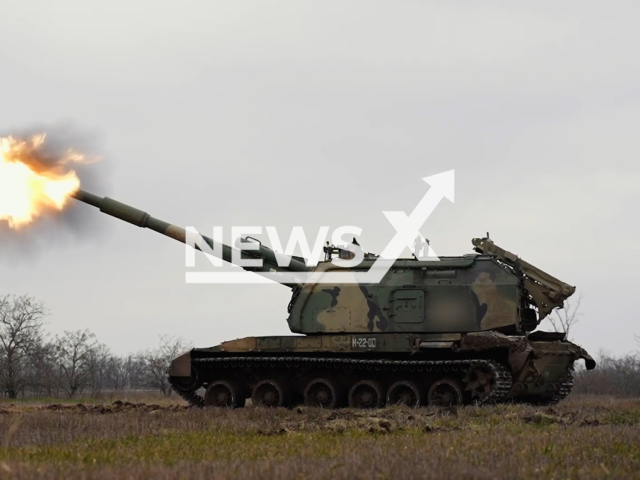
0,135,82,229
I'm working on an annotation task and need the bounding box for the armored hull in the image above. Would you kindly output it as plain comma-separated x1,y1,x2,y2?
168,327,592,408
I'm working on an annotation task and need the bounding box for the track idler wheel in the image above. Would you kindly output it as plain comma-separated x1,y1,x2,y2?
386,381,423,407
303,378,345,408
204,380,246,408
170,367,202,392
348,380,384,409
427,379,464,407
251,379,291,408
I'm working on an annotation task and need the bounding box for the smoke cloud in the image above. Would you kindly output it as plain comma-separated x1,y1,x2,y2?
0,123,112,261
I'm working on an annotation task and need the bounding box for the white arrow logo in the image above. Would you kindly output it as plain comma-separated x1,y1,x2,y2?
186,170,455,284
359,170,455,283
381,170,454,261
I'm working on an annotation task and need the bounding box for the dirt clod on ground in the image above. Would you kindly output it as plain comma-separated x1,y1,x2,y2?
38,401,190,415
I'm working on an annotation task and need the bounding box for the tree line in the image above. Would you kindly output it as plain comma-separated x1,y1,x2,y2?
3,294,640,399
573,350,640,397
0,295,190,399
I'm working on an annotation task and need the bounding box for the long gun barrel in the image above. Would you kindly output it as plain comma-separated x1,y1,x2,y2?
72,190,311,280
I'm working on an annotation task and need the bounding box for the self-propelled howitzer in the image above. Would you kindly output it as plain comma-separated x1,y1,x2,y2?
73,190,595,408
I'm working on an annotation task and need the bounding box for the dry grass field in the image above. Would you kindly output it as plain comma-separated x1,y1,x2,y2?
0,395,639,480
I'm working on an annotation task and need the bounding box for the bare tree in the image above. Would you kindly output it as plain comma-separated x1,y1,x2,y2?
120,354,145,391
139,336,191,396
27,340,60,397
0,295,47,398
55,330,100,398
546,292,583,339
103,355,130,393
88,343,111,396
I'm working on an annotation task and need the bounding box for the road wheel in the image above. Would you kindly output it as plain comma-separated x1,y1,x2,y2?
348,380,384,409
427,379,464,407
204,380,245,408
387,381,423,407
303,378,344,408
464,365,495,403
252,379,291,407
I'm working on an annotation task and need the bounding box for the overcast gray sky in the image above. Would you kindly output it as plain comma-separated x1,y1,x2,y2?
1,1,638,357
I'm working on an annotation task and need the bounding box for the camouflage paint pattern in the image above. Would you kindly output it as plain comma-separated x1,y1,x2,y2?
288,256,519,335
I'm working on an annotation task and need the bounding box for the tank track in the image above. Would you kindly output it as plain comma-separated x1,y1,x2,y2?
169,356,512,408
521,371,575,406
555,375,574,402
547,371,575,405
168,377,204,408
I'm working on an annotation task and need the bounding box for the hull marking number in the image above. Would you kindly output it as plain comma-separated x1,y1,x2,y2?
352,337,377,349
